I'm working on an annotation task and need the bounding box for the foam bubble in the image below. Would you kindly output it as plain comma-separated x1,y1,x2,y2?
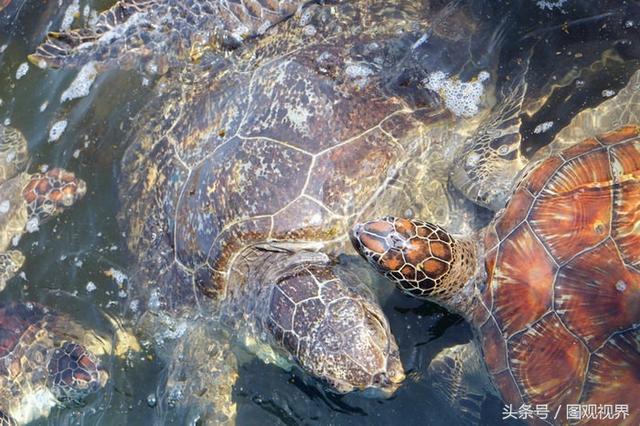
536,0,567,11
15,62,29,80
425,71,489,118
61,0,80,30
61,61,98,102
534,121,554,134
48,120,67,142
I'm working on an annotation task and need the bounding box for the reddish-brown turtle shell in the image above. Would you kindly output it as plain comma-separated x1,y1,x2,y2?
0,304,48,377
475,125,640,425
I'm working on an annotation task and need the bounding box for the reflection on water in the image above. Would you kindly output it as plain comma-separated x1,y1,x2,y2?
0,0,638,425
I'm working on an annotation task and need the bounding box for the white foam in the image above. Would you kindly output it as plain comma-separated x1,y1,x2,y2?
61,61,98,103
425,71,489,118
106,267,128,286
26,217,39,233
48,120,67,142
602,89,616,98
60,0,80,31
536,0,567,11
534,121,554,134
15,62,29,80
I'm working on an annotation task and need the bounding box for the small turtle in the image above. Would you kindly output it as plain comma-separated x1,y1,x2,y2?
0,302,111,425
0,124,87,291
32,0,525,421
352,69,640,424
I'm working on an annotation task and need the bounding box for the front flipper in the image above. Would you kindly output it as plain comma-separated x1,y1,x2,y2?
449,71,529,211
0,250,24,291
427,341,496,425
30,0,312,70
0,124,28,185
140,312,238,424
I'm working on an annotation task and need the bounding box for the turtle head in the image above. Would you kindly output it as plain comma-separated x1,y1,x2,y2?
47,341,108,403
265,264,405,398
351,217,477,312
23,168,87,222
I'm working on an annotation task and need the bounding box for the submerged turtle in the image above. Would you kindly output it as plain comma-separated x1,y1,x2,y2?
0,125,87,291
352,69,640,424
32,0,534,422
0,302,115,425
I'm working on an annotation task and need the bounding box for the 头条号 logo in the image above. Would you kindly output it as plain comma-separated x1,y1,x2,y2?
502,403,630,421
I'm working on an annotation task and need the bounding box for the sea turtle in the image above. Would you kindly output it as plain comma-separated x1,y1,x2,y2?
0,124,87,291
351,68,640,424
0,302,119,425
31,0,534,422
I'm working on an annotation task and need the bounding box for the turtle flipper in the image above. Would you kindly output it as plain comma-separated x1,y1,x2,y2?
449,69,529,211
30,0,311,70
0,250,24,292
0,125,28,185
139,312,238,424
29,0,155,69
427,341,495,425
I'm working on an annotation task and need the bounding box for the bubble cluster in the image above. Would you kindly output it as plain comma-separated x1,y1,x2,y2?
425,71,489,118
60,61,98,103
535,0,567,11
48,120,67,143
534,121,554,134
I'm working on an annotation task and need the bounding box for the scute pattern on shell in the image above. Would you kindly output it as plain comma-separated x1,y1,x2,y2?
0,303,52,417
119,0,488,304
473,126,640,422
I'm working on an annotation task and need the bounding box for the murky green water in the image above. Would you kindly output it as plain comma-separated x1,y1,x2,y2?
0,1,638,425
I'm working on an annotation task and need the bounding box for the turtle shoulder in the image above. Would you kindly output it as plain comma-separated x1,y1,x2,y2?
0,303,48,361
475,126,640,414
0,303,49,407
0,125,28,185
0,173,31,251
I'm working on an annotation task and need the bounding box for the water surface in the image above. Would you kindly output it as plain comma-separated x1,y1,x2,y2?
0,1,638,425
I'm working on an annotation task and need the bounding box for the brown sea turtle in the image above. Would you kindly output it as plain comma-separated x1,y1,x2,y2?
351,69,640,424
0,124,87,291
0,302,114,425
29,0,527,422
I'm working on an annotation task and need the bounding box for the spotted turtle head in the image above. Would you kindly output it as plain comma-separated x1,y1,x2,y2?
351,217,477,309
23,168,87,222
47,341,108,403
